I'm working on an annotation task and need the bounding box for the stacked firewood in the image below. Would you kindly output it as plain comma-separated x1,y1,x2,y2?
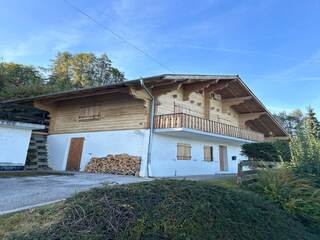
85,154,141,176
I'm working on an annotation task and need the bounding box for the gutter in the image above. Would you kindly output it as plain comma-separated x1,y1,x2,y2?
139,78,155,177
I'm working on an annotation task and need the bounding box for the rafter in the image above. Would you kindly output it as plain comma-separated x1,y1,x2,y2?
151,82,183,97
182,80,216,101
239,112,266,128
221,96,252,111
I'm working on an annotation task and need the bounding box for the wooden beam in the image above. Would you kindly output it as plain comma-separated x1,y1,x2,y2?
182,80,216,101
128,86,151,109
204,79,236,94
151,82,183,97
204,88,210,119
239,112,266,128
45,88,128,103
222,96,252,111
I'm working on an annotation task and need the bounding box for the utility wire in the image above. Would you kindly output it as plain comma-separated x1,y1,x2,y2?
63,0,174,73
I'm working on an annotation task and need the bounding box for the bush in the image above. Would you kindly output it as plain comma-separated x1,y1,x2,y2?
9,180,317,240
241,142,280,162
243,168,320,233
273,140,291,162
290,127,320,176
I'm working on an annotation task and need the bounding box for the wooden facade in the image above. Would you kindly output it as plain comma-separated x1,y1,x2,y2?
34,93,147,134
8,74,288,140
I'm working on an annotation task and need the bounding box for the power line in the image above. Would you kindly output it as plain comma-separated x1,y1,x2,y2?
63,0,174,73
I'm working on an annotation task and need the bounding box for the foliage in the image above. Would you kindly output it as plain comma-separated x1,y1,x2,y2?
0,52,125,101
49,52,125,89
290,118,320,176
8,180,317,240
272,139,291,162
304,106,320,139
273,109,304,136
243,168,320,233
241,142,280,162
0,62,49,100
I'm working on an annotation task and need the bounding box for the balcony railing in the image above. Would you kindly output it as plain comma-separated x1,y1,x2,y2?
154,113,265,142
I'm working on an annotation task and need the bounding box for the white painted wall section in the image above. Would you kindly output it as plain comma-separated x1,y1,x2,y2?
150,133,245,177
0,120,45,166
47,129,149,176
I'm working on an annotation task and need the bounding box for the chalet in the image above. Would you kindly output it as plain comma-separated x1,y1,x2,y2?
7,74,288,177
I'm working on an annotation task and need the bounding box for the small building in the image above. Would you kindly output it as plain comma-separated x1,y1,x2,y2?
6,74,288,177
0,120,45,170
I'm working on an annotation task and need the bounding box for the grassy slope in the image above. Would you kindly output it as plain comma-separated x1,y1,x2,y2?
1,178,318,240
0,203,64,239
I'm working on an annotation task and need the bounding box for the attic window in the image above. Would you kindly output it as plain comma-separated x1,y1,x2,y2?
78,105,101,121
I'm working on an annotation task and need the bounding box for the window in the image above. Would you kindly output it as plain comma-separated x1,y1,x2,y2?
177,143,192,160
204,145,213,161
78,105,101,121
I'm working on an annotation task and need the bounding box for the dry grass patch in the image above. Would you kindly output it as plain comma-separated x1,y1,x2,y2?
0,202,64,239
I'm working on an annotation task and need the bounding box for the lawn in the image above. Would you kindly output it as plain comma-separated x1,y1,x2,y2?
0,203,65,239
0,177,317,240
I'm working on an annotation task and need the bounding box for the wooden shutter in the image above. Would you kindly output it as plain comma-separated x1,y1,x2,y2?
204,145,213,161
177,143,192,160
79,105,101,121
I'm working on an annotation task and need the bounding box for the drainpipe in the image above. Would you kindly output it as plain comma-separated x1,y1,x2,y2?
140,78,155,178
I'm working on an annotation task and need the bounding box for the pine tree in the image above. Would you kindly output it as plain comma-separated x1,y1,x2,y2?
304,106,320,139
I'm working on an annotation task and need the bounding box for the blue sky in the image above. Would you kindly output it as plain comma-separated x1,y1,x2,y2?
1,0,320,114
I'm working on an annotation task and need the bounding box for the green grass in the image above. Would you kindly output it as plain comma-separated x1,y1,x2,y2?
0,203,65,239
204,176,238,189
2,179,317,240
0,171,73,178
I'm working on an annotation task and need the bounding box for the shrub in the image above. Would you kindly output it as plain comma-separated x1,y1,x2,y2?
273,140,291,162
243,168,320,233
241,142,280,162
9,180,317,240
290,122,320,175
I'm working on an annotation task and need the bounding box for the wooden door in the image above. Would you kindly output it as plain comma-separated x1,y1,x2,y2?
66,137,84,171
219,145,228,171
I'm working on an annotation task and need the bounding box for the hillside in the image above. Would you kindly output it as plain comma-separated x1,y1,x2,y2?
2,180,318,240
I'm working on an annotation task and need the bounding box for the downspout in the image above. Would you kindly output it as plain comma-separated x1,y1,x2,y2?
140,78,155,178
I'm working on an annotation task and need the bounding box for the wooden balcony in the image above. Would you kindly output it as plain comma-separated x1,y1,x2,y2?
154,113,265,142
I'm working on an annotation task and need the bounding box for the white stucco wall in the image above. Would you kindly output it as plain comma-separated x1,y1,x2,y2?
0,126,32,166
47,129,150,176
47,129,247,177
150,133,245,177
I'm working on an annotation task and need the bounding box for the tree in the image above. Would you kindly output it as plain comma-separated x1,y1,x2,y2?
49,52,73,89
0,62,48,100
304,106,320,139
49,52,125,89
273,109,303,136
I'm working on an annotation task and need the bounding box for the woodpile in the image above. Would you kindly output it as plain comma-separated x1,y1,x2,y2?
85,154,141,176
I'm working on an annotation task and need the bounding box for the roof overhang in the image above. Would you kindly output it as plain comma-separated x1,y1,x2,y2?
1,74,288,138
